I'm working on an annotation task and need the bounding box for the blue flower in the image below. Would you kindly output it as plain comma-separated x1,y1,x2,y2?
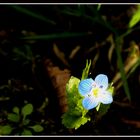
78,74,113,110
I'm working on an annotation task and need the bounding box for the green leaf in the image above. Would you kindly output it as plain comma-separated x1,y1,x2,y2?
62,112,90,129
23,119,30,126
7,113,20,123
21,129,32,135
97,4,101,11
66,76,80,95
66,76,81,108
107,83,114,96
96,103,101,111
129,5,140,28
10,6,56,25
115,37,131,101
30,125,44,132
13,106,20,114
22,32,91,40
0,125,13,135
21,103,33,119
62,76,90,129
81,59,91,80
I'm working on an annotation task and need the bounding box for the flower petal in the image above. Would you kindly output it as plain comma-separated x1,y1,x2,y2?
82,96,99,110
78,78,94,96
98,91,113,104
95,74,108,90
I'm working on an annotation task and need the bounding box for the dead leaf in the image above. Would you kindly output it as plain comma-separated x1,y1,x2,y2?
53,43,70,67
44,59,71,113
69,45,80,59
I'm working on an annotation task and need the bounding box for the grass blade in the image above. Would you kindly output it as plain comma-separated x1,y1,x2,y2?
115,37,131,101
10,5,56,25
22,32,92,40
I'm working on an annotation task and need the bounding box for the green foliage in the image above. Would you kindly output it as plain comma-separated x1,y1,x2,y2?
23,119,30,126
0,103,44,135
10,6,56,25
62,113,90,130
115,37,131,101
30,125,44,132
0,125,13,135
129,5,140,28
62,61,93,129
13,107,20,115
21,103,33,120
7,113,20,123
66,76,81,107
22,32,90,40
81,60,91,80
107,83,114,96
21,129,32,135
97,4,101,11
62,76,90,129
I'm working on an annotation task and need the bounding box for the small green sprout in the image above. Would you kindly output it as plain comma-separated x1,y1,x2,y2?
0,103,44,135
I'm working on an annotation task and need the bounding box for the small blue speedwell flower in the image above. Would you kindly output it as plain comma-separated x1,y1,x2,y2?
78,74,113,110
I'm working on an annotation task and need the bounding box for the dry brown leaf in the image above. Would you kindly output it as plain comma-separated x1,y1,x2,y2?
44,59,71,113
53,43,70,67
69,45,80,59
107,34,115,64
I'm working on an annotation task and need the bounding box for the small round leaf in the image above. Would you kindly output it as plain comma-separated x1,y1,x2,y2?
13,106,20,114
0,125,13,135
21,103,33,118
30,125,44,132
